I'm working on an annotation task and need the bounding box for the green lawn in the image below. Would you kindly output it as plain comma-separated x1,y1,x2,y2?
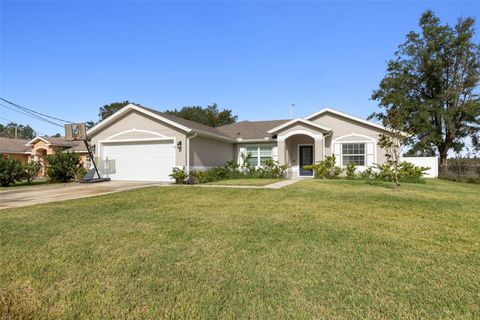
1,179,479,319
206,178,283,186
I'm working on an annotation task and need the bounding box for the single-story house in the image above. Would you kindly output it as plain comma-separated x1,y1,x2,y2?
0,136,89,176
0,137,31,162
87,104,392,181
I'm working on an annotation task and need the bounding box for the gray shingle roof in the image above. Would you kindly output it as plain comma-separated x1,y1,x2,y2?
141,105,289,140
216,120,289,140
0,137,30,154
140,106,234,139
32,136,89,152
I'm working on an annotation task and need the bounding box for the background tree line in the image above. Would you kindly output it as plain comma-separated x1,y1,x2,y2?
86,101,237,129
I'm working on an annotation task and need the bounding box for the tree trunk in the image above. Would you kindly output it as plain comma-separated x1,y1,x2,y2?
439,147,449,176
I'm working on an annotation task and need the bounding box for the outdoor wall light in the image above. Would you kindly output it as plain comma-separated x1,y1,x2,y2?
177,141,182,151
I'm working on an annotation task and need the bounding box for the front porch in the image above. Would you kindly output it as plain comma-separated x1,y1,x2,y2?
277,133,324,178
267,118,331,179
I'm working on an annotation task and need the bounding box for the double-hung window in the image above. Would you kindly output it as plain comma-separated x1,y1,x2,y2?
245,146,273,166
342,143,366,166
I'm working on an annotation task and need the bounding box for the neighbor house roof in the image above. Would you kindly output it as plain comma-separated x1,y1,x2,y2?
216,120,289,140
0,137,31,154
25,136,89,152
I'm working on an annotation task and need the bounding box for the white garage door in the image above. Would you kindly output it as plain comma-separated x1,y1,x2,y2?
102,140,175,181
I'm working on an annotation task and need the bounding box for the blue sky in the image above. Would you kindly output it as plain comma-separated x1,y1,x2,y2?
1,1,479,135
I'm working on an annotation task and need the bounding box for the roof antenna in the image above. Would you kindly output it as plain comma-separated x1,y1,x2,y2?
289,104,295,119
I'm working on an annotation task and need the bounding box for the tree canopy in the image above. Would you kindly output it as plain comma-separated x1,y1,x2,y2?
370,10,480,165
0,122,35,139
165,103,237,127
87,101,237,129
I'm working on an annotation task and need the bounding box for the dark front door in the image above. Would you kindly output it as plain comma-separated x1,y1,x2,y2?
299,145,313,176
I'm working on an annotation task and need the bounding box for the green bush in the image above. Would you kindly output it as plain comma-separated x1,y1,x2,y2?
359,162,428,184
359,167,373,180
190,167,231,184
172,158,288,184
259,159,288,178
189,170,207,184
0,156,24,186
398,162,429,180
21,161,42,183
46,152,84,183
304,155,342,179
345,163,357,179
169,167,188,184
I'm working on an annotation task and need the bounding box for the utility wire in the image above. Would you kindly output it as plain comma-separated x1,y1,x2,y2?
0,102,64,128
0,97,75,124
0,101,65,127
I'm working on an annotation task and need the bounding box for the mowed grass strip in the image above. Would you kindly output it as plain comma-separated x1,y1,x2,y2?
206,178,283,186
0,179,479,319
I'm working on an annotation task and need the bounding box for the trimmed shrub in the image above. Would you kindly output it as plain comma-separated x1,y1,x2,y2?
169,167,188,184
259,159,288,178
345,163,357,179
171,159,288,184
360,162,428,184
21,161,42,183
46,152,84,183
0,156,24,186
304,155,342,179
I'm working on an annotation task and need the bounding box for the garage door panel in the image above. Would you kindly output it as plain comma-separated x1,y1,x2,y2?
102,140,174,181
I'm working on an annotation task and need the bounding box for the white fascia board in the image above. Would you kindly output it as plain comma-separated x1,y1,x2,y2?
305,108,390,132
87,104,193,136
236,138,273,143
25,136,51,146
267,118,331,134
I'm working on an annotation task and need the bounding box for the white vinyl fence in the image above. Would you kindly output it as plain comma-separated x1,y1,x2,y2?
401,157,439,178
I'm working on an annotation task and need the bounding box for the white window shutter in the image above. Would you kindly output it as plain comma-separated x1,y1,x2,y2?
272,146,278,161
366,142,374,166
333,143,341,166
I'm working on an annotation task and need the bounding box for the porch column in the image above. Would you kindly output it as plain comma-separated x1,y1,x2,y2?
277,139,286,165
314,134,323,163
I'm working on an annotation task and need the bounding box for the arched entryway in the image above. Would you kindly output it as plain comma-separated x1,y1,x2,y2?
34,148,48,177
285,134,315,177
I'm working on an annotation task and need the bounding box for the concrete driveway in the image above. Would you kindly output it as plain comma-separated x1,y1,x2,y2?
0,181,164,210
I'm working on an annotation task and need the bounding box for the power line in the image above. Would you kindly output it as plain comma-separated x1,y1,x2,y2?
0,102,64,128
0,97,75,124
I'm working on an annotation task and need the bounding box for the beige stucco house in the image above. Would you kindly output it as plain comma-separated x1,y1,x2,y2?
87,104,392,181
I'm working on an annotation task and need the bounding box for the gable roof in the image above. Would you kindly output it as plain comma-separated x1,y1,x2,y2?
0,137,31,154
216,120,289,140
25,136,89,152
86,104,390,142
140,106,233,139
267,118,332,134
87,104,234,140
305,108,389,132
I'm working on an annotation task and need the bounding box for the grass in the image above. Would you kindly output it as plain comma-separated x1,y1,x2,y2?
0,179,47,189
206,178,283,186
1,179,479,319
